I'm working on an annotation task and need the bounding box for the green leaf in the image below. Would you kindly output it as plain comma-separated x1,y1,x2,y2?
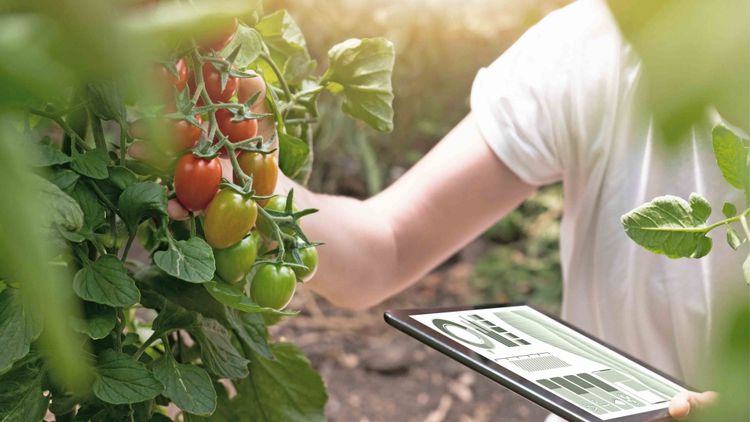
118,182,167,235
689,235,712,259
744,252,750,284
188,318,249,379
688,193,711,222
36,175,84,234
621,194,715,258
0,288,43,373
0,352,49,422
154,238,216,284
73,255,140,307
30,139,71,167
70,301,116,340
227,310,273,360
712,124,749,190
151,299,199,337
93,350,164,405
221,25,263,68
255,10,315,85
107,167,138,191
204,281,296,317
70,181,107,231
278,132,310,179
71,149,110,180
152,352,216,416
727,226,742,250
50,169,80,191
233,343,327,422
322,37,395,132
723,202,739,218
183,382,234,422
87,81,126,123
135,266,225,323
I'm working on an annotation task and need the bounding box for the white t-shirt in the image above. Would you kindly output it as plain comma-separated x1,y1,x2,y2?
471,0,746,390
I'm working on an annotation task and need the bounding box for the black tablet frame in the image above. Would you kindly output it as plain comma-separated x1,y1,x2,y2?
385,303,690,422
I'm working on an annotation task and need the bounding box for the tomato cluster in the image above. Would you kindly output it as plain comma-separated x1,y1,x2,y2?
127,22,318,310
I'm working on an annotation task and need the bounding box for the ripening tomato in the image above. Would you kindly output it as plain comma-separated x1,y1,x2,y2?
155,57,188,92
237,72,266,108
203,189,258,249
285,240,319,282
216,108,258,143
198,18,238,52
250,264,297,310
237,152,278,202
256,195,297,238
190,63,237,104
173,154,222,211
129,115,202,153
214,231,260,284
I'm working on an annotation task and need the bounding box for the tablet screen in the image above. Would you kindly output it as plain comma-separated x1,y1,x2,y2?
410,305,685,420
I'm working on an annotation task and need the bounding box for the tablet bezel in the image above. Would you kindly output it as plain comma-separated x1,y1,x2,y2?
385,303,689,422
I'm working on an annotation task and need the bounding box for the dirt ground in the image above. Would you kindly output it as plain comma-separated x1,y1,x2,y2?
272,257,552,422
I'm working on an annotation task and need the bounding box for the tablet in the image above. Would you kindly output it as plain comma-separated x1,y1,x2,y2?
385,304,688,422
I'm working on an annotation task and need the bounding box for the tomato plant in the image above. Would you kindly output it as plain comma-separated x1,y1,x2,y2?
0,2,394,421
622,123,750,281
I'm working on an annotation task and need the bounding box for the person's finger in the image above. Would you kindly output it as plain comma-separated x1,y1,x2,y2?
167,199,191,221
669,391,691,419
669,391,718,419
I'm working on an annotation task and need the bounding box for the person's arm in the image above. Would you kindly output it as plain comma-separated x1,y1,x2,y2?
279,113,535,309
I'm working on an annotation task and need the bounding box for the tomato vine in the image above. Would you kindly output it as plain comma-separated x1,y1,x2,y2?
0,2,394,421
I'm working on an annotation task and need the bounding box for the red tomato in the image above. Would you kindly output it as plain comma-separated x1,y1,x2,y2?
237,152,278,201
198,18,238,52
173,154,222,211
155,57,188,92
237,72,266,107
216,109,258,143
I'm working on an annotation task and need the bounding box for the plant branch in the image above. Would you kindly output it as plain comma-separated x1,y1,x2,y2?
133,332,160,361
29,108,92,151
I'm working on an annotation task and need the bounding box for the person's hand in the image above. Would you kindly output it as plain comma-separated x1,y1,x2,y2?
166,156,234,220
668,390,718,420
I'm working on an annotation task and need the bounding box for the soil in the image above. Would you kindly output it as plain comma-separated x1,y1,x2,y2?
272,259,552,422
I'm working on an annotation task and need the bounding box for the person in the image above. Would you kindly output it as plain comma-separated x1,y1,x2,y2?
172,0,731,419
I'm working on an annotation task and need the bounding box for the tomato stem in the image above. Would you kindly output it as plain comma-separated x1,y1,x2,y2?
260,53,293,105
29,108,92,151
133,332,159,361
89,111,107,152
121,234,136,261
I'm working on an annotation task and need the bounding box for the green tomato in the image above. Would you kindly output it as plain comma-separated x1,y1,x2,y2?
213,232,260,284
257,195,297,238
285,241,319,282
203,188,258,249
250,264,296,310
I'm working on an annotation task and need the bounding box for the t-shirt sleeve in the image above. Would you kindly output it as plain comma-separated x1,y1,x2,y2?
471,0,620,186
